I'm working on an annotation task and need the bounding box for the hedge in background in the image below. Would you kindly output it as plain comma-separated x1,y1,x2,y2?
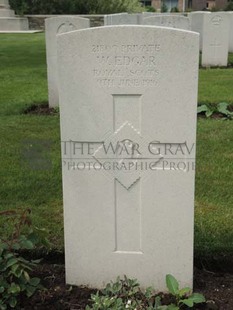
9,0,143,15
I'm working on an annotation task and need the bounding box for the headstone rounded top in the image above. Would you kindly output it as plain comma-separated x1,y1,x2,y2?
45,15,90,107
143,15,191,30
58,24,198,39
45,15,90,32
57,25,199,140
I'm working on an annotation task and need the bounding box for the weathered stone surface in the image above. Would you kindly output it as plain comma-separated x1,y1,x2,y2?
26,15,104,30
143,14,190,30
228,12,233,53
45,16,90,107
190,11,211,50
104,13,142,25
0,0,10,8
0,0,29,31
58,26,199,290
0,9,14,17
0,17,28,30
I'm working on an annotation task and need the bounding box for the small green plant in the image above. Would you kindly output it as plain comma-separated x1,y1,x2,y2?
210,6,218,12
166,274,205,309
9,0,29,15
197,102,233,119
161,1,168,12
53,106,60,114
86,276,144,310
10,0,143,14
225,0,233,10
146,5,156,12
86,274,205,310
0,209,49,309
170,7,179,12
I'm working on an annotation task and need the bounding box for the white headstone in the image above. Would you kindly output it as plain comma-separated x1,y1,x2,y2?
228,12,233,53
104,13,142,25
58,26,199,290
190,11,211,51
202,13,230,67
45,16,90,107
143,15,191,30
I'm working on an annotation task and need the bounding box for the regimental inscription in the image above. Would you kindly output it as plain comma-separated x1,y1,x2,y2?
92,44,161,88
211,15,222,26
57,22,76,34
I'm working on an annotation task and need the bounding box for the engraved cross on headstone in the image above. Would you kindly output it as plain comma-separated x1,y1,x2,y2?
210,38,221,62
89,94,147,254
92,94,190,254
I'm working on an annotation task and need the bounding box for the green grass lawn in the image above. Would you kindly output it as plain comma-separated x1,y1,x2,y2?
0,34,47,115
195,119,233,257
228,52,233,65
199,68,233,105
0,33,232,258
0,115,63,248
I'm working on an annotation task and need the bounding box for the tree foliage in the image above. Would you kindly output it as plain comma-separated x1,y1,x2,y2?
225,0,233,10
9,0,143,15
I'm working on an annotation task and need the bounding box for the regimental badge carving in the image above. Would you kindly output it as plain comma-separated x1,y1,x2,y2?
57,22,77,34
211,15,222,26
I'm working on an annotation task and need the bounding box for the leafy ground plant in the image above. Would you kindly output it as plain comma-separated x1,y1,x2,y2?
197,102,233,119
166,274,205,309
86,275,205,310
0,209,49,309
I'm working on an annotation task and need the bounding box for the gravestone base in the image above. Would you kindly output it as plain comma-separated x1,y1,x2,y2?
0,17,29,31
0,30,42,33
0,9,14,17
0,0,29,31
